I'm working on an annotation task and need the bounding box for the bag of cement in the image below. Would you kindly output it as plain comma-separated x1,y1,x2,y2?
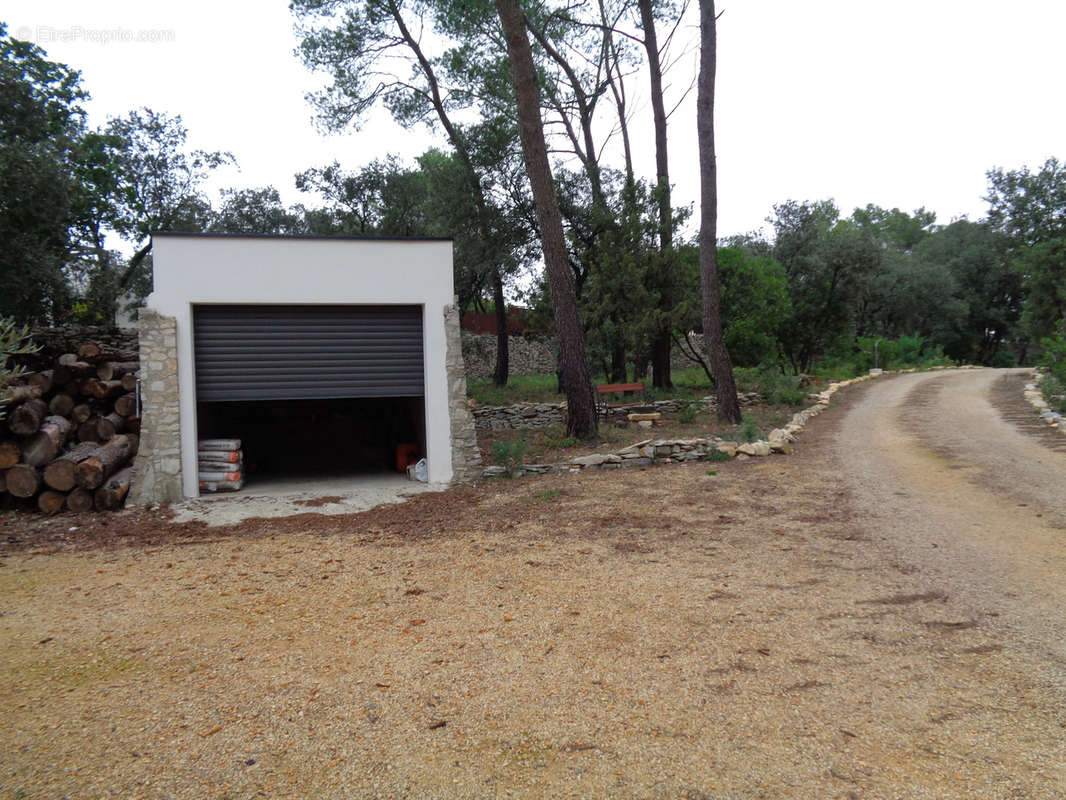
198,469,243,483
199,467,243,480
199,479,244,493
413,458,428,482
198,450,242,464
199,438,241,451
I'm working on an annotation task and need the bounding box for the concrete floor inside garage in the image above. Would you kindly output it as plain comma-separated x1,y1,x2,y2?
169,471,445,526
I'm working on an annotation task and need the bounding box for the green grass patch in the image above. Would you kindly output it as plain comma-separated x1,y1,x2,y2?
468,373,561,406
541,426,577,449
534,488,560,503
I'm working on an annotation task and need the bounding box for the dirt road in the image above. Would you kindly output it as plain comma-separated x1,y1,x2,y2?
837,368,1066,666
1,368,1064,799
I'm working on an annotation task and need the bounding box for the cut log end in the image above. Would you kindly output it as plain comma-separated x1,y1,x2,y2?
38,490,67,515
6,464,41,498
67,487,95,513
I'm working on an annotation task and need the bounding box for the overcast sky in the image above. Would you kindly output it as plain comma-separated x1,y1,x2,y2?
7,1,1065,240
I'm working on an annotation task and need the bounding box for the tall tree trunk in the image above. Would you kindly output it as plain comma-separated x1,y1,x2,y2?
497,0,598,440
610,339,627,383
697,0,741,423
639,0,675,390
491,268,509,386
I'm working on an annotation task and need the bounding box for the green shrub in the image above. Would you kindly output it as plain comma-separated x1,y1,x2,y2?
1039,373,1066,413
492,436,528,477
734,415,763,443
701,448,732,463
989,349,1018,368
678,400,704,424
739,366,807,406
0,318,39,421
896,334,925,365
1039,321,1066,384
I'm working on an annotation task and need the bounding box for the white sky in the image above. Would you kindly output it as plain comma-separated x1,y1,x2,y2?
6,0,1065,240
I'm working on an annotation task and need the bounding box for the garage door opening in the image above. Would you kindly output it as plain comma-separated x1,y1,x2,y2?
196,396,426,480
192,303,426,494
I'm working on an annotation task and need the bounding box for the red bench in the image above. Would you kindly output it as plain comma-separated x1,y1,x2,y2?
595,382,649,415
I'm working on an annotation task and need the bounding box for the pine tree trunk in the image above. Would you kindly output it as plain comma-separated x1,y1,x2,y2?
492,269,510,387
639,0,675,391
652,335,673,389
697,0,741,423
497,0,598,440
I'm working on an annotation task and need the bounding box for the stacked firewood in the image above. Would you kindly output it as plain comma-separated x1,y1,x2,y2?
1,342,140,514
198,439,244,492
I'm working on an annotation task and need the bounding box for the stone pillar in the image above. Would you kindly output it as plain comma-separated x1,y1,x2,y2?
128,309,184,505
444,300,483,482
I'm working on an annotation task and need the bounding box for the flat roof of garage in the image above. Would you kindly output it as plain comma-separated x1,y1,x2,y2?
152,231,453,242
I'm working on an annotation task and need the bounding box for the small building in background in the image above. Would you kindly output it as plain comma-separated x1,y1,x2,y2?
129,233,481,504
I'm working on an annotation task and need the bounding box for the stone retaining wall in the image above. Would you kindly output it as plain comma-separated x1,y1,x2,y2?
460,332,710,380
22,325,138,370
471,392,763,431
1023,371,1066,434
461,333,556,380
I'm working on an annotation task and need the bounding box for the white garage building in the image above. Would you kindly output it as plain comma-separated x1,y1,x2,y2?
129,233,481,504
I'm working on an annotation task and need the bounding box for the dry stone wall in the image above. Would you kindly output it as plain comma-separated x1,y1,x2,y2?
22,325,138,370
461,333,556,380
1023,372,1066,434
461,332,722,380
472,393,763,431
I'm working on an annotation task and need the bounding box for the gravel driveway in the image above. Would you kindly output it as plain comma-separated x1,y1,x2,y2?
1,368,1064,798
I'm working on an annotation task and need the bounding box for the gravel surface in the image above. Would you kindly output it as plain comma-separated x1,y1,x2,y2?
1,368,1064,798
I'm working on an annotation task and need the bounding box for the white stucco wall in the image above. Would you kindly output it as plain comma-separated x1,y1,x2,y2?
147,233,456,497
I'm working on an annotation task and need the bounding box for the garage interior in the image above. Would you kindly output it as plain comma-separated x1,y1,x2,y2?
192,304,426,490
